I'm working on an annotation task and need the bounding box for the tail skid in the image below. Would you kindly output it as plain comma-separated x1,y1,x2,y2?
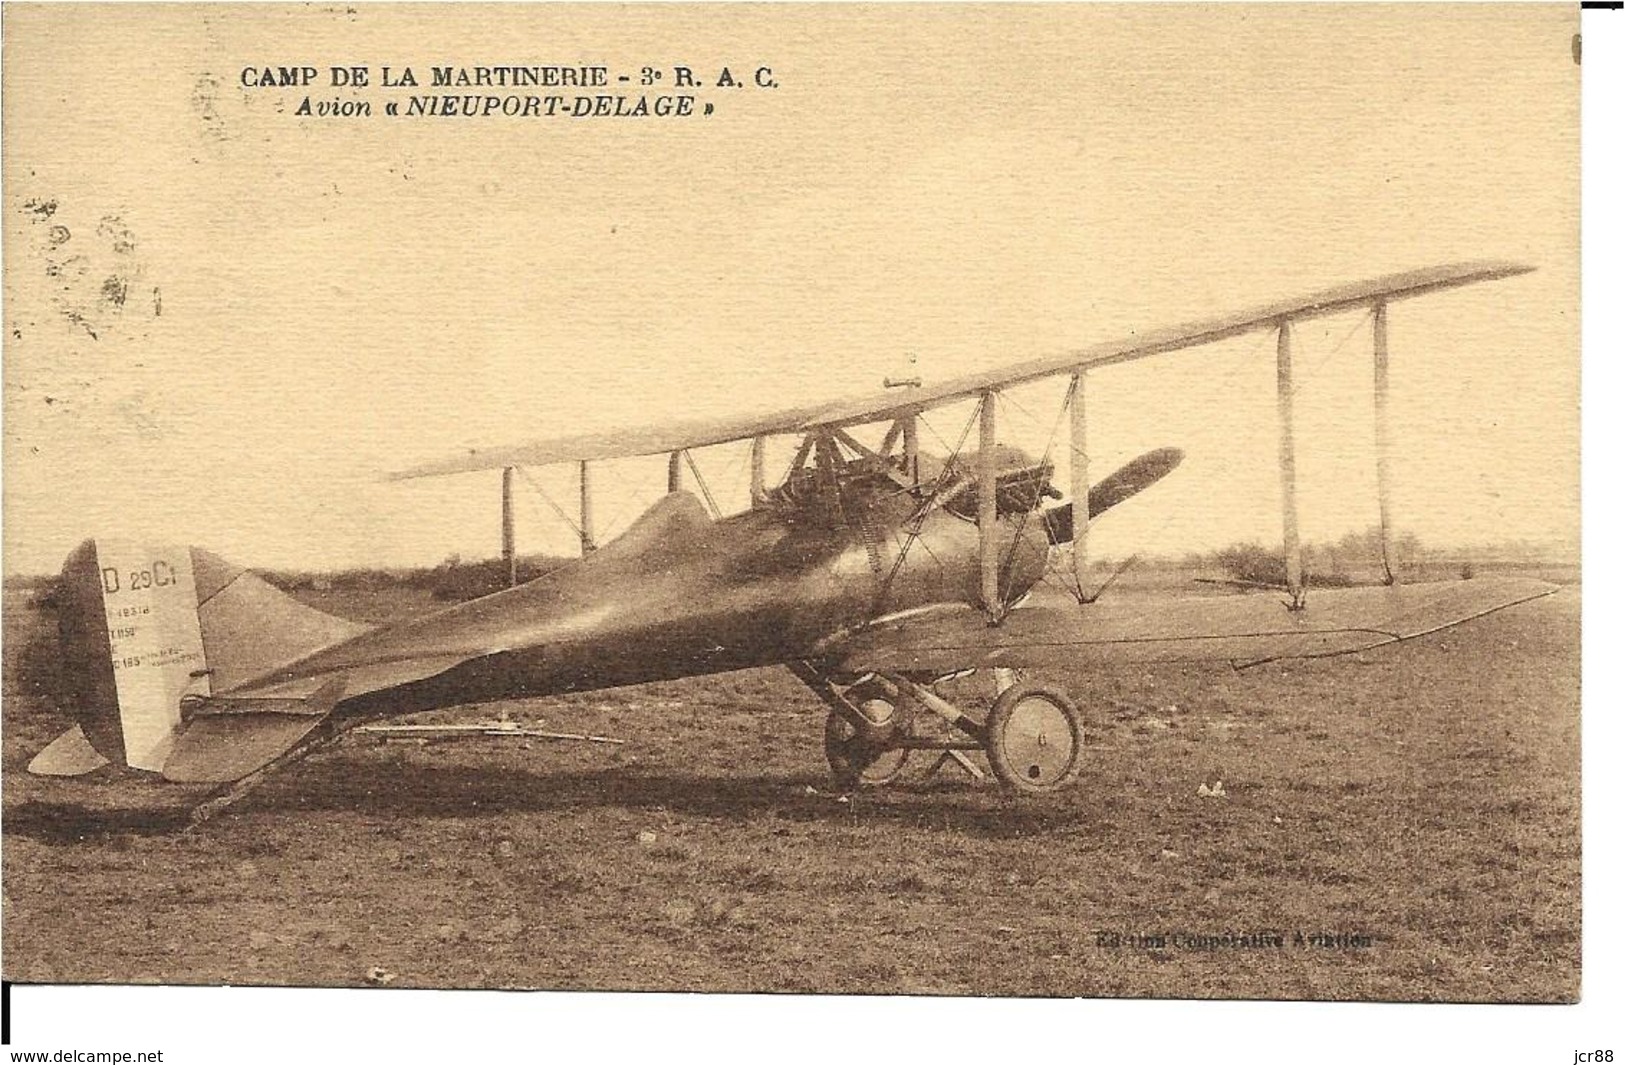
27,723,111,777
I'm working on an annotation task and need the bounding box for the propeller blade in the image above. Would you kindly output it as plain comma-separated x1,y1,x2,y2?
1043,447,1184,544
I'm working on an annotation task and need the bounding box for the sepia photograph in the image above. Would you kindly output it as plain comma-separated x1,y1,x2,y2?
0,1,1601,1057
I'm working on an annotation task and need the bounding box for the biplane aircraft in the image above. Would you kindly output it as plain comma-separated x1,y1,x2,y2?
27,261,1557,810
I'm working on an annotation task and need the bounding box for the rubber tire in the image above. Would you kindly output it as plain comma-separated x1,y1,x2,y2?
984,682,1083,794
824,681,910,789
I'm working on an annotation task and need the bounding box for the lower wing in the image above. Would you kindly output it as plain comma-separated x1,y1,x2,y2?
828,577,1559,672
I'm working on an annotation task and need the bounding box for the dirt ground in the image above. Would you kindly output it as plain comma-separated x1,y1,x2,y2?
0,583,1580,1001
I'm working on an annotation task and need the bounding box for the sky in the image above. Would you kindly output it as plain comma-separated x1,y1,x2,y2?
3,4,1579,574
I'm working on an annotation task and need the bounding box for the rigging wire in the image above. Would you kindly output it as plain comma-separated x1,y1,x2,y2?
722,440,752,508
1009,325,1277,605
516,465,583,539
868,399,983,618
495,465,590,578
591,464,646,547
1039,308,1378,607
683,448,723,518
494,309,1380,606
1291,307,1375,399
994,380,1081,601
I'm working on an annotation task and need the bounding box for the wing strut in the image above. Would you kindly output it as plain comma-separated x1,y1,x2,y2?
1373,299,1397,584
749,436,767,506
831,428,918,495
501,466,517,587
978,391,1002,620
1069,372,1089,602
579,460,596,555
1276,320,1306,609
903,414,920,487
667,450,684,494
498,459,595,580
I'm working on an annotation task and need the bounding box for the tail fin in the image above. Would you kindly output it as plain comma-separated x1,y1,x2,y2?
27,539,366,778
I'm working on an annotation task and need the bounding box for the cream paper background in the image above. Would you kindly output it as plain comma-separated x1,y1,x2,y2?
4,3,1577,576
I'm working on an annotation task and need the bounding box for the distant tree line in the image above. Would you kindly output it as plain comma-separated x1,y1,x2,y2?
1178,526,1577,588
1192,527,1423,588
261,553,574,602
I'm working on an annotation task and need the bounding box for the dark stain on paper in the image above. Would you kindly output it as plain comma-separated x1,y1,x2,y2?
18,200,159,341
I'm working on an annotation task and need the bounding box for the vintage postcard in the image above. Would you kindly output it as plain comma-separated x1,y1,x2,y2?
1,0,1582,1038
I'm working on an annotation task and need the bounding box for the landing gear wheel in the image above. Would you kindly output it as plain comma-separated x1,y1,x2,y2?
823,681,910,788
984,682,1083,794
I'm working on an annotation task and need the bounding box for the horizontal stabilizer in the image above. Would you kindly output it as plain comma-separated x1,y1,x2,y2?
162,679,346,783
161,714,328,783
27,724,112,777
183,688,343,718
833,577,1559,672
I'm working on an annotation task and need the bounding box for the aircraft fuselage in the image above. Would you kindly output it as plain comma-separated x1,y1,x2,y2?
270,488,1050,721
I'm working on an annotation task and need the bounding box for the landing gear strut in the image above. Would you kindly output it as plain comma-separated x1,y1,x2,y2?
792,662,1085,794
822,679,910,788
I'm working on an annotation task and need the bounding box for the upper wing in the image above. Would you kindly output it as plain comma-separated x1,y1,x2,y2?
389,405,846,480
392,260,1533,479
802,260,1533,431
826,577,1558,672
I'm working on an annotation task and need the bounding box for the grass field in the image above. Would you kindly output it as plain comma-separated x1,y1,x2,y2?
0,579,1580,1001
